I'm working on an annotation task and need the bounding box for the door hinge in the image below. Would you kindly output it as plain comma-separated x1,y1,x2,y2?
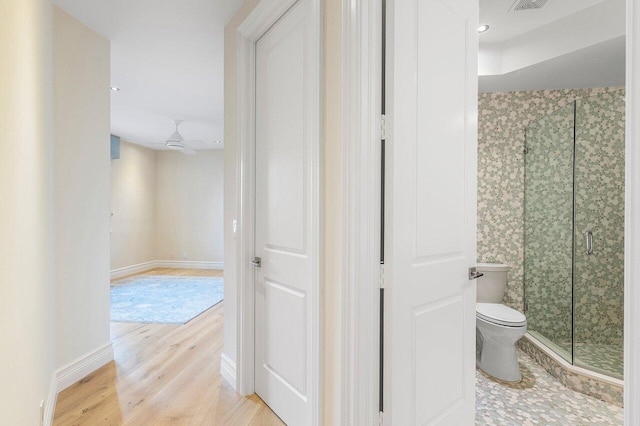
380,265,385,288
381,114,388,140
379,411,384,426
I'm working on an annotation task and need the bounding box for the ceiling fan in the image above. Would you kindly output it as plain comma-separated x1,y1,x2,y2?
151,119,204,155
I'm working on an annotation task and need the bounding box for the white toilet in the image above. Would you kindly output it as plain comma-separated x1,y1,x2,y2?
476,263,527,382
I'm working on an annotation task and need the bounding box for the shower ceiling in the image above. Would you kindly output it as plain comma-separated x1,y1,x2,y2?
479,0,625,92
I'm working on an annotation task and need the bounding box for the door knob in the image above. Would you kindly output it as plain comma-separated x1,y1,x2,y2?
469,267,484,280
250,257,262,267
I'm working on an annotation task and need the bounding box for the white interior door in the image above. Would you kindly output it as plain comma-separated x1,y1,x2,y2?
385,0,478,424
253,0,319,424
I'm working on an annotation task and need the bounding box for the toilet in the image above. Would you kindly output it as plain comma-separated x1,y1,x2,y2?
476,263,527,382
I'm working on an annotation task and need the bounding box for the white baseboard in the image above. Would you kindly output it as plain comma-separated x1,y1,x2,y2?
220,353,237,390
56,342,114,392
110,260,224,279
43,372,58,426
110,260,157,279
44,342,114,425
154,260,224,270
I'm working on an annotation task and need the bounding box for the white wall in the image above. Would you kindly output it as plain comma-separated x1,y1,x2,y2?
625,0,640,422
53,6,111,369
110,141,157,270
110,145,224,272
0,1,55,423
156,150,224,264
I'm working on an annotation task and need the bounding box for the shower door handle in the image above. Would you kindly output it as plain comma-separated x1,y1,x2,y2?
585,230,594,255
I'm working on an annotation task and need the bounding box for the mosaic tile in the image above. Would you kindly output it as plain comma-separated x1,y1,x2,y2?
524,103,575,345
519,336,624,407
573,93,625,347
574,343,624,379
476,350,623,425
477,87,624,316
478,88,625,381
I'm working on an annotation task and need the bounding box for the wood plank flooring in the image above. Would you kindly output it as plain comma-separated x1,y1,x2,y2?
54,268,284,426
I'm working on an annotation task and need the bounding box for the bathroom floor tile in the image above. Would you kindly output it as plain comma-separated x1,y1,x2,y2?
476,350,623,425
573,343,624,379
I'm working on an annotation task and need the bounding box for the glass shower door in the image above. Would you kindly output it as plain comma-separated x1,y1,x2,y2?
573,92,625,379
524,104,575,363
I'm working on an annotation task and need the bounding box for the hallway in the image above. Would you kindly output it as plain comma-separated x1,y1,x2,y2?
54,269,283,425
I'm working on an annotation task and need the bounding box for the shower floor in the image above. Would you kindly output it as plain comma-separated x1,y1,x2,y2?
570,343,622,379
528,331,623,379
476,350,623,425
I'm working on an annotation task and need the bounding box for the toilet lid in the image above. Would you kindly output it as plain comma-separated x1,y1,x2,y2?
476,303,527,327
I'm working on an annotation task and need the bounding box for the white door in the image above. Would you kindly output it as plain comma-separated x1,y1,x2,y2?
253,0,319,424
385,0,478,424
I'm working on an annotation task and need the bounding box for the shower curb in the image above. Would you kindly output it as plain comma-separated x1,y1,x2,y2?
519,334,624,407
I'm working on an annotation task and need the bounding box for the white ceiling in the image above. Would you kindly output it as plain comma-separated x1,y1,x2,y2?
479,36,625,92
52,0,628,121
479,0,625,92
479,0,607,44
52,0,245,150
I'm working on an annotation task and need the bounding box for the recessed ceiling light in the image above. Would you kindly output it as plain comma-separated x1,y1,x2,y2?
110,86,121,92
478,25,490,33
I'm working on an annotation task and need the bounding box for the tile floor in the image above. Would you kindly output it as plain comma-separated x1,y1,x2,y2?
572,343,623,379
529,331,623,379
476,350,624,425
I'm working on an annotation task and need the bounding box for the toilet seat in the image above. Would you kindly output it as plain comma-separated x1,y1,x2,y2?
476,303,526,327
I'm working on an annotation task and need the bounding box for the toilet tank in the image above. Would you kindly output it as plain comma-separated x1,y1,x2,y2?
476,263,510,303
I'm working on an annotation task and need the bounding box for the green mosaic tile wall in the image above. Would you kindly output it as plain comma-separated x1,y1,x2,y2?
478,88,624,349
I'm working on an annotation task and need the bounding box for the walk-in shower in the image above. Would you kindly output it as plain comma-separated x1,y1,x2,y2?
524,91,625,379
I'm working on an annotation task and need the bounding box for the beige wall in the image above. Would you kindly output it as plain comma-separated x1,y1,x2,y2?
156,150,224,263
53,7,111,368
322,0,343,422
224,0,343,422
110,141,158,270
0,1,55,423
110,144,224,270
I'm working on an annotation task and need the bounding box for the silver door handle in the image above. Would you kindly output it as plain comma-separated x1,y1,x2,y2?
585,230,594,255
250,257,262,267
469,267,484,280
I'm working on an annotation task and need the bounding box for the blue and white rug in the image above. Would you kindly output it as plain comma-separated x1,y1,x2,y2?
110,275,224,324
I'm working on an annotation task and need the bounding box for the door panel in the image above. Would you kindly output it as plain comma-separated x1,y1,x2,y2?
254,0,318,424
387,0,478,424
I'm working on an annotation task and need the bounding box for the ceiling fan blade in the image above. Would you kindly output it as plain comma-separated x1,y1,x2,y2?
180,147,197,155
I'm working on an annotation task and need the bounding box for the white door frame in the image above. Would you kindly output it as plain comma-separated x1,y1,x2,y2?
624,0,640,424
234,1,323,423
340,0,383,423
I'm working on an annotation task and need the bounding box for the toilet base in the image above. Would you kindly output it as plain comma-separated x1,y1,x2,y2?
476,317,526,382
477,338,522,382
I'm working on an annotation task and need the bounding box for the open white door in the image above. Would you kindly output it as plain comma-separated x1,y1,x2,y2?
253,0,320,424
385,0,478,424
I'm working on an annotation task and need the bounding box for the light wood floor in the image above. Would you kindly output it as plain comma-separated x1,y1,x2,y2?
54,268,284,426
